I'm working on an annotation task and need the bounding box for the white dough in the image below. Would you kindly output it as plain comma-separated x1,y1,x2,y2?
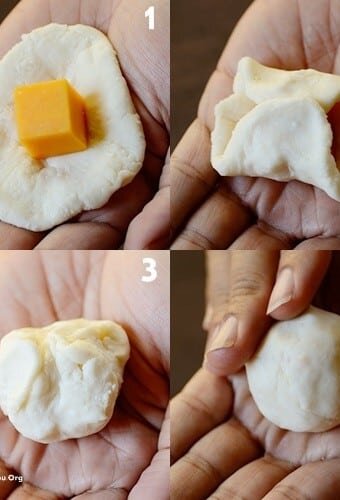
246,306,340,432
234,57,340,112
0,24,145,231
0,319,130,443
211,57,340,200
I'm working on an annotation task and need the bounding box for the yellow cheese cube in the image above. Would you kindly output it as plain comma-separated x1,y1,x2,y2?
14,79,88,159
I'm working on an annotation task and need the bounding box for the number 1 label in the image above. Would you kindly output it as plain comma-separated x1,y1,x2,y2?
145,6,155,30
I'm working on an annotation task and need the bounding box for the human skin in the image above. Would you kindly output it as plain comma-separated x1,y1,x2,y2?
171,369,340,499
203,249,339,375
171,0,340,250
0,250,169,499
0,0,169,250
170,250,340,498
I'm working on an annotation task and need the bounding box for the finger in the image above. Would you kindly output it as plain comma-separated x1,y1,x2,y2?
125,185,169,249
203,251,231,331
171,418,262,500
263,459,340,499
266,250,331,319
171,185,252,250
129,408,169,500
0,0,52,59
125,160,170,250
231,370,340,466
35,222,121,249
8,483,61,499
229,224,294,250
295,238,340,250
0,0,109,59
75,172,154,240
0,460,20,498
170,369,233,463
198,65,235,131
208,456,294,500
73,490,127,500
0,223,45,249
204,250,279,376
170,120,218,240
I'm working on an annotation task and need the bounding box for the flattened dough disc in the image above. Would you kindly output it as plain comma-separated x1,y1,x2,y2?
0,23,145,231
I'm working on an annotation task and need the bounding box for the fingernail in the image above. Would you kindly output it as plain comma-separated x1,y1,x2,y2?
208,316,238,352
267,267,294,315
203,305,213,330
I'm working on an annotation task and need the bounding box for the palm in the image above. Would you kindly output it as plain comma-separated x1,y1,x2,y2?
0,0,169,249
231,371,340,465
172,0,340,248
0,251,169,497
230,252,340,465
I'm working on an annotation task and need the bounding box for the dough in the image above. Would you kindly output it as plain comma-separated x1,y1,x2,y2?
211,57,340,200
0,24,145,231
234,57,340,112
246,306,340,432
0,319,130,443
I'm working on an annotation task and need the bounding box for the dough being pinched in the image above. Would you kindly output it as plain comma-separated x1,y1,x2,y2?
0,319,130,443
0,23,145,231
211,57,340,200
246,306,340,432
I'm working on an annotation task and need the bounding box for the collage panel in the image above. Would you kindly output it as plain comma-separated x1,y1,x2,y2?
171,250,340,498
0,0,169,250
0,250,169,498
171,0,340,251
1,0,340,498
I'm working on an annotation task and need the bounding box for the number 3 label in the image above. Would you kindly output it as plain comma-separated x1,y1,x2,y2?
142,257,157,282
145,6,155,30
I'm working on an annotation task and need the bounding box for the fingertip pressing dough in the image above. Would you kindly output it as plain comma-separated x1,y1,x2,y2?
0,23,145,231
211,57,340,200
246,306,340,433
0,319,130,443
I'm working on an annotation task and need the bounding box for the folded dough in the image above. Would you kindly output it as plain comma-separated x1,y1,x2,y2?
246,306,340,432
234,57,340,112
0,319,130,443
0,24,145,231
211,57,340,200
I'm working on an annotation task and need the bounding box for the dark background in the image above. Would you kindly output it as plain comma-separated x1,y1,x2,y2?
171,251,206,396
171,0,253,149
171,0,253,395
0,0,18,21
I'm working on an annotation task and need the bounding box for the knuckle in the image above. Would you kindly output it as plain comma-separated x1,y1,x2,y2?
177,392,215,426
230,271,266,300
182,451,223,483
210,486,247,500
269,483,310,500
179,227,215,249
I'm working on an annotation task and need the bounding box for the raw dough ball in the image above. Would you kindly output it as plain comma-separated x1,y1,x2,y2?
0,23,145,231
0,319,130,443
211,57,340,200
246,306,340,432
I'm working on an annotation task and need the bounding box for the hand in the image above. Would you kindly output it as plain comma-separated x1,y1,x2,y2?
203,249,339,375
171,369,340,499
0,0,169,250
171,249,340,498
171,0,340,250
0,250,169,498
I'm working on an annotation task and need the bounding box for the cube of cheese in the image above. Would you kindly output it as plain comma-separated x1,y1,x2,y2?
14,80,88,159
